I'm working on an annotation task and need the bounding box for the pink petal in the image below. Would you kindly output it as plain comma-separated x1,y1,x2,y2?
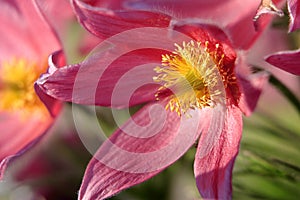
79,100,209,200
172,23,236,64
35,51,64,116
0,0,61,63
265,49,300,75
34,84,62,117
37,28,196,108
33,0,75,40
37,50,162,108
238,72,269,116
288,0,300,32
0,113,53,180
35,0,102,55
194,105,243,199
72,0,277,50
253,0,284,30
71,0,171,39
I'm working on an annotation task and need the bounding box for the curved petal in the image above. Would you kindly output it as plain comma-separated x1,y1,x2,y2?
33,0,75,41
238,72,269,116
172,23,236,64
253,0,284,30
0,114,53,179
194,105,243,200
288,0,300,32
265,49,300,75
37,49,163,108
71,0,171,39
72,0,277,50
34,0,103,55
35,51,64,116
79,100,205,200
34,84,62,117
0,0,61,62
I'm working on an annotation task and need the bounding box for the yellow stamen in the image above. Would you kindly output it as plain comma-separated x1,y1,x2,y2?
153,40,229,116
0,58,48,118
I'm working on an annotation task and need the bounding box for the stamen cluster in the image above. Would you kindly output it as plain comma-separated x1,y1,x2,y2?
153,40,227,115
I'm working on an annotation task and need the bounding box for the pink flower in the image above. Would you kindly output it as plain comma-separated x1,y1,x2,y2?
254,0,300,75
0,0,64,179
72,0,275,50
36,0,274,199
264,0,300,76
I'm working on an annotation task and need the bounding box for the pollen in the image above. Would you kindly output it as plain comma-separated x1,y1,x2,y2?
0,58,48,117
153,40,227,116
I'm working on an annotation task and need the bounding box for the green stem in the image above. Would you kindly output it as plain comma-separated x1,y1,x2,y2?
268,74,300,113
253,66,300,113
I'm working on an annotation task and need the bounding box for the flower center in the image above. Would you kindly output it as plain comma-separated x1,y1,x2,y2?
153,40,227,115
0,58,47,117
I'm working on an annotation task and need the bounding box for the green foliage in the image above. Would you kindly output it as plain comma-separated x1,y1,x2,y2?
233,109,300,200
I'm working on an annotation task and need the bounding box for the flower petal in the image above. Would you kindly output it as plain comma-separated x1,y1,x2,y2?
288,0,300,32
33,0,74,40
172,23,236,64
0,0,61,62
238,72,269,116
34,84,62,117
72,0,276,50
71,0,171,39
79,100,206,200
265,49,300,75
35,51,64,116
172,0,279,49
253,0,284,29
0,114,53,180
35,0,103,55
37,49,163,108
194,105,243,199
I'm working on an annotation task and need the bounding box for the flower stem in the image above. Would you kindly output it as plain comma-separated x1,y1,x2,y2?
268,74,300,113
253,66,300,113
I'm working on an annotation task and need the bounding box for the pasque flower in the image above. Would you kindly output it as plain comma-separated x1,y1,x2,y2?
0,0,64,179
72,0,278,50
36,0,277,199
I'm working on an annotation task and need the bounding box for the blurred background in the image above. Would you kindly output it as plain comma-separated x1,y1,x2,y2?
0,5,299,200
